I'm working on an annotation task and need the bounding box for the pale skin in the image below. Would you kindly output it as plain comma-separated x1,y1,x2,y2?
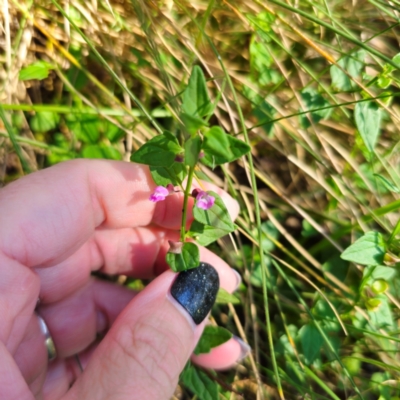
0,159,243,400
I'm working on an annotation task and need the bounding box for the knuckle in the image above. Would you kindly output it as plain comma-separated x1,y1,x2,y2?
113,318,184,397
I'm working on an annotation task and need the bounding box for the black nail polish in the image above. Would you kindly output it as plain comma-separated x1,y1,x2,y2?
170,262,219,325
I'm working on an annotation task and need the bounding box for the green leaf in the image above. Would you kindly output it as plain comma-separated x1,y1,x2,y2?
250,263,263,288
66,114,122,144
180,113,208,135
260,220,279,252
368,295,394,329
66,5,82,24
66,65,88,91
352,163,391,193
82,144,122,160
389,219,400,246
203,127,230,159
19,61,53,81
194,326,233,355
299,323,323,365
165,242,200,272
106,122,124,143
182,66,212,117
355,101,382,152
47,152,74,165
250,38,272,69
341,231,386,265
276,325,298,357
330,50,365,91
299,88,331,129
180,364,218,400
12,112,25,129
373,174,400,194
30,111,60,132
185,136,202,167
312,299,335,320
188,220,234,246
101,145,122,160
376,75,392,89
248,11,275,33
71,115,122,145
370,372,392,398
82,144,103,159
150,163,187,186
363,265,396,282
393,52,400,66
216,288,240,304
66,113,119,144
76,115,101,143
301,219,318,238
46,133,74,165
193,191,235,231
249,34,281,86
202,126,250,166
322,255,348,282
252,98,275,136
131,131,183,167
380,91,393,107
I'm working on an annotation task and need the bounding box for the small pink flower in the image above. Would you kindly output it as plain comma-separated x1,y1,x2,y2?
149,186,169,202
195,190,215,210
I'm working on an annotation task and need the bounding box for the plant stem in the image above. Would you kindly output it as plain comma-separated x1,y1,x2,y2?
180,166,195,242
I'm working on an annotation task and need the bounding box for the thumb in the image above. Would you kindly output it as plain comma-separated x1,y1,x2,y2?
63,263,220,400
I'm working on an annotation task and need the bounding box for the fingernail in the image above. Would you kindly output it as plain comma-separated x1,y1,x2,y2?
232,269,242,291
170,262,220,325
234,336,251,361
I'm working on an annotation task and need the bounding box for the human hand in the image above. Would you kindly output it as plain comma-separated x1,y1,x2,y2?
0,159,248,400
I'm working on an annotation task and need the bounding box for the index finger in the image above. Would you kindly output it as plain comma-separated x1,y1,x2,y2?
0,159,238,268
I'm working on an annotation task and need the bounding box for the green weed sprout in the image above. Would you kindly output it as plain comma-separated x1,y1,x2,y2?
131,66,250,273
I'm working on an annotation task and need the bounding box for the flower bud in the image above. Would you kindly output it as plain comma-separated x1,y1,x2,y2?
371,279,389,295
191,188,201,198
168,240,183,254
365,298,382,311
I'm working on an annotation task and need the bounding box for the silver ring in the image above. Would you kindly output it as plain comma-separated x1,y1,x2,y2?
37,314,57,361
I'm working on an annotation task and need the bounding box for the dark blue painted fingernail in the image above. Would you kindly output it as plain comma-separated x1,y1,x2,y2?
170,262,219,325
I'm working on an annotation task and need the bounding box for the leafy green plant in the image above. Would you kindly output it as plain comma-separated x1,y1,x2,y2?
19,61,54,81
131,66,250,273
341,231,398,329
130,67,250,393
